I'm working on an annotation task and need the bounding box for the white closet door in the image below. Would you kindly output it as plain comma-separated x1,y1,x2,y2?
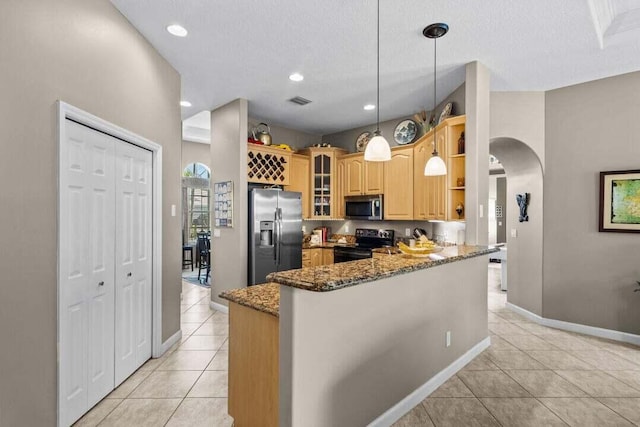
114,141,153,385
59,120,116,425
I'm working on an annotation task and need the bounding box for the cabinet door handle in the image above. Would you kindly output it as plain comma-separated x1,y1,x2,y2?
98,281,104,287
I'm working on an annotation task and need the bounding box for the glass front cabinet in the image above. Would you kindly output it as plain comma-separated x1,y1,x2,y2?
299,147,347,219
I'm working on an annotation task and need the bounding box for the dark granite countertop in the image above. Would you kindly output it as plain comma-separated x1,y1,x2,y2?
219,283,279,317
302,242,356,249
267,245,499,292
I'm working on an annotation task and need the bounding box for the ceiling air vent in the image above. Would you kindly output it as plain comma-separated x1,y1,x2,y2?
288,96,312,106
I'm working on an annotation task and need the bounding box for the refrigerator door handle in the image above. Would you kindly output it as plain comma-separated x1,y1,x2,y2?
274,210,279,263
277,208,283,266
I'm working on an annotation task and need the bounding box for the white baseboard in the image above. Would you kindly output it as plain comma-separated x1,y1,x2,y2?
158,329,182,356
368,336,492,427
210,300,229,314
506,302,640,347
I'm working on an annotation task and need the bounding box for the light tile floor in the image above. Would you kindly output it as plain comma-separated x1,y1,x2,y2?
393,263,640,426
77,265,640,426
74,280,233,427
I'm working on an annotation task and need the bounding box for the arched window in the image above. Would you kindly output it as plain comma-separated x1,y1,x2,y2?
182,163,211,243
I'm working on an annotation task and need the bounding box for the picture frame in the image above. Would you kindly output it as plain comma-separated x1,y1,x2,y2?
393,119,418,145
214,180,234,228
599,170,640,233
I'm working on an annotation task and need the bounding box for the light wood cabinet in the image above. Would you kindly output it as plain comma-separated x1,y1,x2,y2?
335,158,346,219
322,248,334,265
303,247,333,266
445,115,466,221
247,144,292,185
303,248,323,267
413,125,446,221
413,140,428,219
364,160,384,194
383,146,414,220
298,147,347,219
302,248,311,268
342,153,384,196
285,154,310,219
344,156,364,196
229,302,278,427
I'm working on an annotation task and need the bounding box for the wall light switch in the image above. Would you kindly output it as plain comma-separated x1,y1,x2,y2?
213,229,221,238
171,204,176,217
302,225,306,233
344,225,349,233
405,228,411,237
511,228,518,238
446,331,451,347
498,221,502,226
479,204,484,218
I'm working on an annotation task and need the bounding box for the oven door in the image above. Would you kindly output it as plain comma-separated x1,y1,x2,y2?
334,247,372,263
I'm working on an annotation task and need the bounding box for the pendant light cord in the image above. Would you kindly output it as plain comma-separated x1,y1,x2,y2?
432,36,438,156
376,0,380,134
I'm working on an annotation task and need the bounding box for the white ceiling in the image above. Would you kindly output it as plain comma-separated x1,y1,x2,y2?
111,0,640,135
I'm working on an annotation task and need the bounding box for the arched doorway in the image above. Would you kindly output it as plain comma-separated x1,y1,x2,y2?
490,137,544,316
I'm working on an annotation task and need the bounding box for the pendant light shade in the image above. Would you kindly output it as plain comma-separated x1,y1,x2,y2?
423,23,448,176
424,153,447,175
364,131,391,161
364,0,391,162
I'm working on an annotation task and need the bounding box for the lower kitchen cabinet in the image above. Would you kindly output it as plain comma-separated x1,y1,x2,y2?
302,248,323,267
302,247,333,267
322,248,334,265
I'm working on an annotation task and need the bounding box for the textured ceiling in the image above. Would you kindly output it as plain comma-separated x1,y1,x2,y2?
111,0,640,135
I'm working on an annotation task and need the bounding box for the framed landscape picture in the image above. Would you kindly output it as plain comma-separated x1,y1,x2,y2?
599,170,640,233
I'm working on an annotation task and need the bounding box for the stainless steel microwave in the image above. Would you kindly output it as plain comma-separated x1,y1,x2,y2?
345,195,383,220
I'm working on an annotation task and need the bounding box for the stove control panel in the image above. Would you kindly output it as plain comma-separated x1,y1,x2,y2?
355,228,395,240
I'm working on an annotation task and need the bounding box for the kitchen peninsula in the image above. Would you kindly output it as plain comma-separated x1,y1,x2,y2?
221,245,497,426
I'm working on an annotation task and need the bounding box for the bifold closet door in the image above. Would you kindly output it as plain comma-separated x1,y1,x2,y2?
60,120,116,425
114,141,153,385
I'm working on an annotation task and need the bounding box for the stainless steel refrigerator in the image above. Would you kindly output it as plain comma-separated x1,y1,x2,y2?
249,189,302,285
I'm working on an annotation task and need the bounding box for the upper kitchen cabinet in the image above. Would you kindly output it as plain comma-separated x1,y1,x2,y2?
412,115,466,222
445,115,466,221
335,158,346,219
247,144,292,185
342,152,384,196
383,146,414,220
285,154,310,219
298,147,347,219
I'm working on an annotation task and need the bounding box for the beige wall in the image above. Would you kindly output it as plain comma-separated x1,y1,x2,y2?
544,71,640,334
490,92,545,169
489,92,545,316
210,99,249,304
182,140,211,171
464,62,490,245
248,118,321,151
279,255,488,426
0,1,182,424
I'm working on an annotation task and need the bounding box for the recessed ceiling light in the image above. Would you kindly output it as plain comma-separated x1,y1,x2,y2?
167,24,188,37
364,104,376,111
289,73,304,82
180,100,192,107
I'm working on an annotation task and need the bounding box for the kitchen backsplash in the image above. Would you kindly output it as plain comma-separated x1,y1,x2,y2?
302,219,466,245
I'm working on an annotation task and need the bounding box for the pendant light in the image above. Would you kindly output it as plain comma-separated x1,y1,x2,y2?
364,0,391,162
423,23,448,176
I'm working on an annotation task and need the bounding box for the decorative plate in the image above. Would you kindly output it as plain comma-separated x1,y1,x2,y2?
355,131,372,152
438,102,453,124
394,119,418,145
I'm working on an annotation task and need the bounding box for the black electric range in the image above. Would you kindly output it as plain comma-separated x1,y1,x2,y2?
333,228,395,263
